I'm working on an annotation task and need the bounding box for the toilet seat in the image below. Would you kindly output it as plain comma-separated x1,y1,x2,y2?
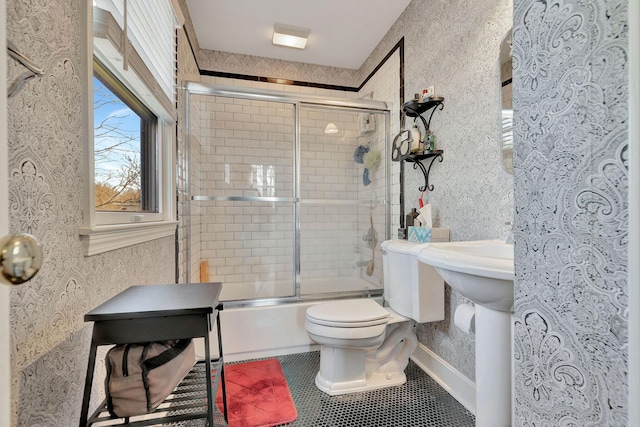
305,299,390,341
306,299,389,328
305,321,387,341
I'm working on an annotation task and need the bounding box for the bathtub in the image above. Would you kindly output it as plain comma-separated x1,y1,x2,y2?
217,276,382,301
198,276,382,362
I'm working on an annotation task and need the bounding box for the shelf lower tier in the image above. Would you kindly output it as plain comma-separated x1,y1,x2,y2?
87,361,224,427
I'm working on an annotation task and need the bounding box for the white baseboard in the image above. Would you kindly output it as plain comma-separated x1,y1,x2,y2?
411,342,476,415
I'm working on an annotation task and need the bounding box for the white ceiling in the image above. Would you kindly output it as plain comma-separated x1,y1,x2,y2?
185,0,412,70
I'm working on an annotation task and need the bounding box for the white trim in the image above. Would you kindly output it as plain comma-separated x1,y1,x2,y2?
410,342,476,415
1,0,12,422
83,0,96,231
170,0,185,27
79,221,177,256
628,0,639,423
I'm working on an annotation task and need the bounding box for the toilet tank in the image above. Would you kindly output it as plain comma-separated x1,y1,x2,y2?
381,239,444,323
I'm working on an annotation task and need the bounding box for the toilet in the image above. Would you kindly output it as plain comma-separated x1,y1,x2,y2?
305,239,445,395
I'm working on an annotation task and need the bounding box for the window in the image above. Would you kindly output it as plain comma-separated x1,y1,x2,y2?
80,0,181,256
93,60,158,215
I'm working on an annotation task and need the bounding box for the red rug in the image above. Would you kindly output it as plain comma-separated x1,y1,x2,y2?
216,359,298,427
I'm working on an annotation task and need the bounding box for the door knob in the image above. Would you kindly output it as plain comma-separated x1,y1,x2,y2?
0,233,43,285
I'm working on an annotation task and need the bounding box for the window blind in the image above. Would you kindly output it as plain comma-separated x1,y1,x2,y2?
94,0,179,103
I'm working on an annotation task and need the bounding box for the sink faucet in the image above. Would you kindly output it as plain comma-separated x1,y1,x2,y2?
505,221,514,244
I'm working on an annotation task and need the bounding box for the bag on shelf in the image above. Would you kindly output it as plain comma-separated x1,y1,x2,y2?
104,339,195,418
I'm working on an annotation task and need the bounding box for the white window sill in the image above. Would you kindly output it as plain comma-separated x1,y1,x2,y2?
79,221,178,256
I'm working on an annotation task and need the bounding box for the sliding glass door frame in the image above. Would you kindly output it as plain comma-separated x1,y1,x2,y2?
184,82,391,307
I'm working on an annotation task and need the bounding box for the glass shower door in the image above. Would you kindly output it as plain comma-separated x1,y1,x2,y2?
298,105,388,297
190,94,296,301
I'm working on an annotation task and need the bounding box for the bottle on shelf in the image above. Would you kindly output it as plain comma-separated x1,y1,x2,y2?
406,208,419,227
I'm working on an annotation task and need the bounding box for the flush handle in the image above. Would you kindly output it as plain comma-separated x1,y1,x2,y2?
0,233,43,285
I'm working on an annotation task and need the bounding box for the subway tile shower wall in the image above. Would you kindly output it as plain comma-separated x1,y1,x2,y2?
197,95,296,288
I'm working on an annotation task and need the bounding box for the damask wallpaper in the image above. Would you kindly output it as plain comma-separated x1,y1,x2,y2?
6,0,176,424
196,49,359,88
512,0,628,425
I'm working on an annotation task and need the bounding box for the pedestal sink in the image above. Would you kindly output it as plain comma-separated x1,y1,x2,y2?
418,240,514,427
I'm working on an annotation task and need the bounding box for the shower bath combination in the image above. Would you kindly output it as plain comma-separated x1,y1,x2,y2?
180,82,392,306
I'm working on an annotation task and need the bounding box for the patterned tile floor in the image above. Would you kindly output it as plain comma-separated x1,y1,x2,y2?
276,351,475,427
175,351,474,426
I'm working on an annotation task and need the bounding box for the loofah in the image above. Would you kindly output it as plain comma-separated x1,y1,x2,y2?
363,149,381,170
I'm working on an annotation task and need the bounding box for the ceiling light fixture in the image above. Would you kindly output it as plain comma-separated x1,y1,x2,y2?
272,23,310,49
324,123,339,134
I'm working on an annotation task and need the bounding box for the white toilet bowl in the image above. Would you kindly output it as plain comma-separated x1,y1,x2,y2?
305,239,445,395
306,299,416,395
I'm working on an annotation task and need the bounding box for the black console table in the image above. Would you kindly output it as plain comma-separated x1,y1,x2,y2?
79,283,226,426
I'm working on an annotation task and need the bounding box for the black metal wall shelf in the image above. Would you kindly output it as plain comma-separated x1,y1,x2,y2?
403,150,444,192
402,97,444,131
396,97,445,231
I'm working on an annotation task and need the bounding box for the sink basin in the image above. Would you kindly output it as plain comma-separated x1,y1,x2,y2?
418,240,514,312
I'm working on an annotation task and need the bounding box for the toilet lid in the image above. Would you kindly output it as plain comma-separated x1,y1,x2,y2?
306,299,389,327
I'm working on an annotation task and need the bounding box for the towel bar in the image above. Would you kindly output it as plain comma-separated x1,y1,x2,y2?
7,40,44,98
